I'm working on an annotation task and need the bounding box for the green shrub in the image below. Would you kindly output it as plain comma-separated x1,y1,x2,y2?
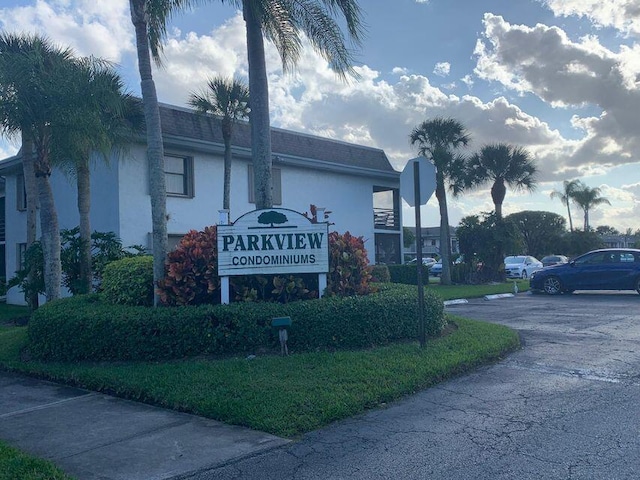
387,264,430,285
101,256,153,306
369,265,390,283
230,273,317,303
451,262,472,284
28,284,445,362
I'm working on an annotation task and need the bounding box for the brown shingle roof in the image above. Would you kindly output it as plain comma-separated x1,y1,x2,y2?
159,104,395,173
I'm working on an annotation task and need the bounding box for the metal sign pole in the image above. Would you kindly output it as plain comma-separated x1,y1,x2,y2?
413,161,426,348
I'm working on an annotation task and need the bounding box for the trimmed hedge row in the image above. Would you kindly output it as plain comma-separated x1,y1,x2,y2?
28,284,445,362
387,264,431,285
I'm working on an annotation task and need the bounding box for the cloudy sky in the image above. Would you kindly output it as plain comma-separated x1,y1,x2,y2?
2,0,640,232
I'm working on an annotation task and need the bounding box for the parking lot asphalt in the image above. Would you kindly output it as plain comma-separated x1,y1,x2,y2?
187,291,640,480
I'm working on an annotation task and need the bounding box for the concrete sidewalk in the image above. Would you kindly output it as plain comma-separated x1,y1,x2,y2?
0,370,288,480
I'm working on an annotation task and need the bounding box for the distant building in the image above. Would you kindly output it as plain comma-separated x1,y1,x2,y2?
600,234,636,249
403,226,458,262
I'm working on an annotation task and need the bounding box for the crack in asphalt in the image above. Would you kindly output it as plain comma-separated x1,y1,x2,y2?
503,360,638,384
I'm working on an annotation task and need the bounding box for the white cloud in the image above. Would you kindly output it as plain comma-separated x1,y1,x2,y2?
543,0,640,37
474,13,640,176
392,67,409,75
433,62,450,77
0,0,133,61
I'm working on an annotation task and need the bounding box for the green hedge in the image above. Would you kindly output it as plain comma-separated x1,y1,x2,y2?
28,284,445,362
387,264,430,285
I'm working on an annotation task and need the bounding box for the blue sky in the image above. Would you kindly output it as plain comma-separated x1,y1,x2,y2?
1,0,640,232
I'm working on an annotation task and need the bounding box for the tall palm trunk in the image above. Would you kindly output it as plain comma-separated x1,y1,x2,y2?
34,138,61,301
21,135,39,309
243,1,272,209
566,203,573,232
435,172,452,285
222,119,232,211
130,0,168,306
584,209,589,231
491,178,506,219
76,160,92,294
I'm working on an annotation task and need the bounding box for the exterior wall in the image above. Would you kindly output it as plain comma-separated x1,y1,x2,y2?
116,144,387,256
4,143,399,304
5,157,120,305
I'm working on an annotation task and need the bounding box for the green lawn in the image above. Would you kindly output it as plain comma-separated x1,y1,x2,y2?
0,314,519,438
0,283,523,438
0,440,73,480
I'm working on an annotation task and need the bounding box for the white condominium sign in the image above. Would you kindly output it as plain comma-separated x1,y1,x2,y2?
217,208,329,276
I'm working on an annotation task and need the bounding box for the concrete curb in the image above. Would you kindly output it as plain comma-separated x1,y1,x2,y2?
483,293,515,301
443,299,468,306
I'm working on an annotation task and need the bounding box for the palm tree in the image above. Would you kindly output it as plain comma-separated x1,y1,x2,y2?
466,143,538,220
189,76,250,215
0,34,40,309
0,33,76,303
51,57,143,294
550,179,580,232
570,181,611,231
129,0,202,305
409,118,470,285
232,0,363,209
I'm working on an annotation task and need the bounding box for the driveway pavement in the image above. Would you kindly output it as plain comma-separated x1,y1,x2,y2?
187,291,640,480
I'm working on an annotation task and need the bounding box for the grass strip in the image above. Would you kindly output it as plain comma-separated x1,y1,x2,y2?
0,316,518,438
0,440,73,480
428,279,528,300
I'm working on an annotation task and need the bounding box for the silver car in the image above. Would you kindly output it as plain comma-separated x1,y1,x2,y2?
504,255,543,279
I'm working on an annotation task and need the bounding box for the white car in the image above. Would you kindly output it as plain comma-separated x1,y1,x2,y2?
408,257,437,267
504,255,543,279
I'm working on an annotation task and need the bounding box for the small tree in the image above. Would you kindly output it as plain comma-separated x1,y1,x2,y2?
189,76,249,214
505,211,566,258
403,227,415,249
456,213,523,283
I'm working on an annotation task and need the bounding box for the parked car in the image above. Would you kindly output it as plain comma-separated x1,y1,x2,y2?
504,255,543,279
430,260,442,276
540,255,569,267
429,257,465,277
530,248,640,295
408,256,437,267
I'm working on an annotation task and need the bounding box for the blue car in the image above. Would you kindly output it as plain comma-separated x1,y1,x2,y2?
529,248,640,295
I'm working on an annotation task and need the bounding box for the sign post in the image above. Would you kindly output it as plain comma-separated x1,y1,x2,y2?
400,157,437,347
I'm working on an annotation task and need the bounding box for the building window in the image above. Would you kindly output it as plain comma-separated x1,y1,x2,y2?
17,243,27,269
248,165,282,205
165,155,194,197
168,234,186,251
16,174,27,211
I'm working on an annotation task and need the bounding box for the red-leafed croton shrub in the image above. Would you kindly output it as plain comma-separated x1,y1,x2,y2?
326,231,375,296
158,227,374,305
158,226,220,306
